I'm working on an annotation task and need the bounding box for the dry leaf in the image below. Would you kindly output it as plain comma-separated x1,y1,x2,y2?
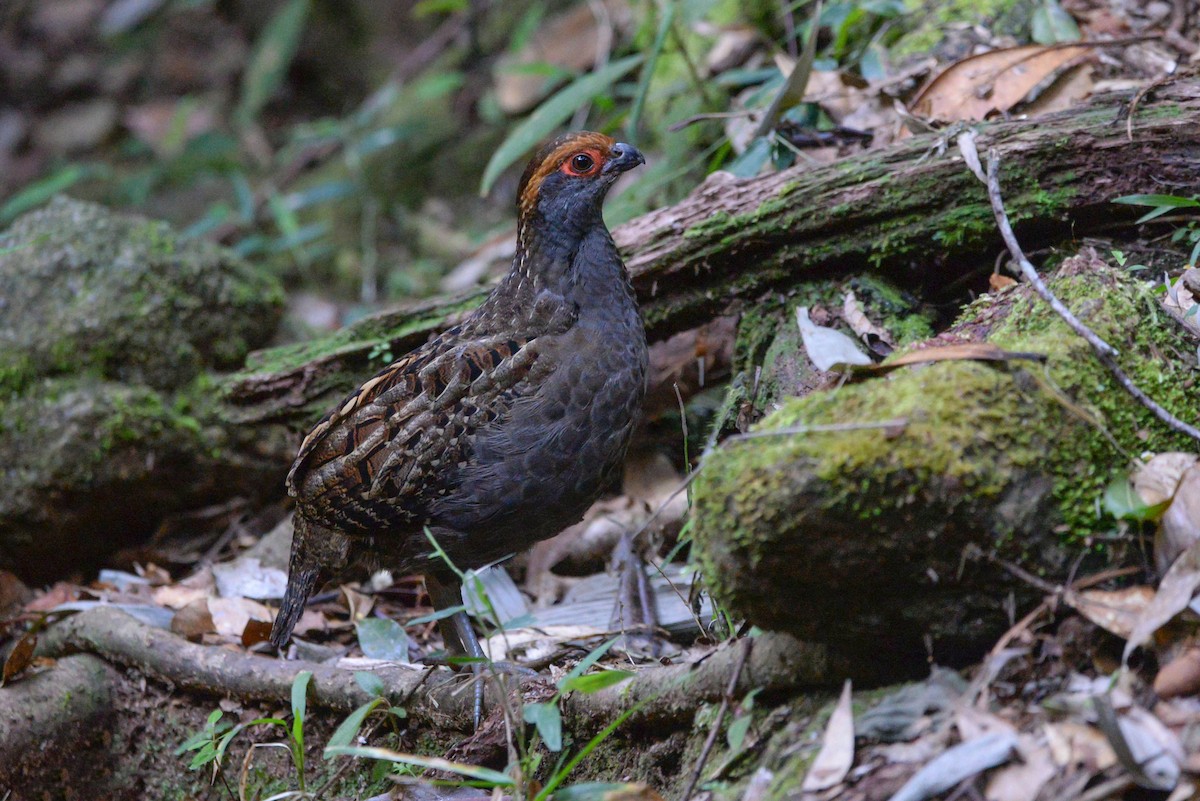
1065,586,1154,639
989,273,1017,292
242,618,273,647
796,306,871,371
858,343,1046,376
1043,721,1116,771
888,731,1017,801
985,735,1057,801
1167,269,1199,336
1021,63,1094,116
1,628,37,685
843,291,895,347
152,583,212,610
802,680,855,792
207,597,272,639
910,45,1091,123
1123,537,1200,664
1135,453,1199,508
171,598,216,641
1158,464,1200,577
1154,644,1200,699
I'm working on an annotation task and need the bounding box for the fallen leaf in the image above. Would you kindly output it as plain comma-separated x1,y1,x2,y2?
1134,453,1199,508
1,627,37,685
989,273,1017,292
153,583,212,610
796,306,872,371
1154,644,1200,699
843,291,895,347
208,597,272,638
242,618,273,647
854,342,1047,376
212,556,288,600
170,598,216,641
1113,706,1183,790
910,44,1091,123
1021,63,1094,116
1043,721,1116,771
802,680,855,791
1157,464,1200,577
1124,538,1200,664
985,734,1057,801
887,731,1017,801
1065,586,1154,639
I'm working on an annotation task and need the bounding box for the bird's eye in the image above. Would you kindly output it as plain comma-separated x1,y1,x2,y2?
570,153,595,173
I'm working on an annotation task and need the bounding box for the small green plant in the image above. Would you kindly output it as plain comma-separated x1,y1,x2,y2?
1113,193,1200,267
177,670,314,793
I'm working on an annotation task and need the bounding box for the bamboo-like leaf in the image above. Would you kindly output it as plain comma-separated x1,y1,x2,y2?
236,0,311,125
480,54,644,196
324,746,515,785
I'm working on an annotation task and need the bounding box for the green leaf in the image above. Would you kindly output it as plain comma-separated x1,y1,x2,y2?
356,618,410,661
324,746,515,786
291,670,312,746
404,604,466,626
325,699,385,754
727,137,772,178
559,670,633,695
1112,194,1200,208
354,671,387,698
480,54,644,196
1031,0,1081,44
550,785,646,801
236,0,311,125
726,713,752,752
1114,194,1200,223
1103,477,1168,522
413,0,467,16
560,637,619,687
523,701,564,752
0,164,93,225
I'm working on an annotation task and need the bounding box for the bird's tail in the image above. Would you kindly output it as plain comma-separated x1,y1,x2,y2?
270,515,347,648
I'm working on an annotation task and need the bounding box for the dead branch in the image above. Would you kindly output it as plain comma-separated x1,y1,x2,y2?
977,139,1200,444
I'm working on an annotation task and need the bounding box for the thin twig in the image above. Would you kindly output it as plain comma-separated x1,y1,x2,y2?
980,144,1200,444
679,638,753,801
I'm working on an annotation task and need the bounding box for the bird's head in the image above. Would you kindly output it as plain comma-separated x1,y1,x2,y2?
515,131,645,236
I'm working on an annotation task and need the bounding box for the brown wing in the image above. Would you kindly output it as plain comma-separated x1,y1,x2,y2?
286,330,542,534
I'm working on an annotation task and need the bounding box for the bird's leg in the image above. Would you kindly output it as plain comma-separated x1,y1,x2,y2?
424,571,487,728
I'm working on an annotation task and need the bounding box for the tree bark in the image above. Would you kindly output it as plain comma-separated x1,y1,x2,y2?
222,82,1200,428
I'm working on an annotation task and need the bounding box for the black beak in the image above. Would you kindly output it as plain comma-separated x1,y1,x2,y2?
605,142,646,174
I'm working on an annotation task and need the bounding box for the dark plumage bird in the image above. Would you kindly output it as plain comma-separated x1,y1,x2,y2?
269,132,648,667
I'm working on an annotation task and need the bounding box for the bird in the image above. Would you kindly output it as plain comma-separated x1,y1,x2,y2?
269,132,648,695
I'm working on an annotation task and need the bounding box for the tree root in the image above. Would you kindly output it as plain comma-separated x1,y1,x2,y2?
26,607,837,733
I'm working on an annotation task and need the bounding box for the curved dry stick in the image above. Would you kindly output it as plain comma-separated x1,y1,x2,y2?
977,141,1200,445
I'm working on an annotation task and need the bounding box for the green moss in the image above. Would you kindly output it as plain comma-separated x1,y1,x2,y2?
892,0,1031,58
690,258,1197,651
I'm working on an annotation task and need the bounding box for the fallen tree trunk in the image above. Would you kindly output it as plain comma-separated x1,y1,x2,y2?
223,82,1200,428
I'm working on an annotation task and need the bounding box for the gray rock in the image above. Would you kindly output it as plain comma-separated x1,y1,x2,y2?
0,198,290,581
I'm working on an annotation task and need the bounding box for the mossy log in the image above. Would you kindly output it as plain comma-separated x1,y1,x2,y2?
223,82,1200,428
691,252,1200,668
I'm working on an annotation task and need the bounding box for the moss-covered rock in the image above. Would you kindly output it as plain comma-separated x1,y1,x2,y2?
691,252,1199,668
0,198,290,580
0,196,284,393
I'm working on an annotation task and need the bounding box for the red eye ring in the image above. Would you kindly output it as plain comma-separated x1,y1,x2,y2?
561,149,602,177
